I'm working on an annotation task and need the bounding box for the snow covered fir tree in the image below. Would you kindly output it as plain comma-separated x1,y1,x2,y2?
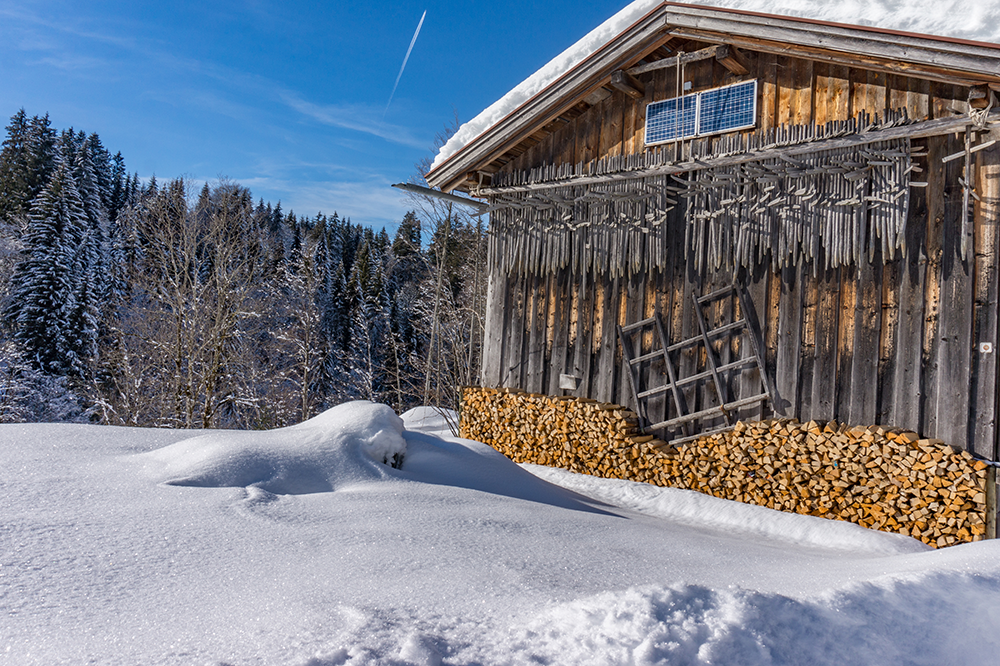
0,109,486,426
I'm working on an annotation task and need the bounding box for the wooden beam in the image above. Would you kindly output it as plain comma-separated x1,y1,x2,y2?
478,108,1000,196
672,28,1000,89
657,5,1000,80
715,44,749,75
627,45,721,76
969,85,993,109
610,69,645,99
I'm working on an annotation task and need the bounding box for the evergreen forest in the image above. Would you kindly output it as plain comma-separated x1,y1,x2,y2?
0,109,486,427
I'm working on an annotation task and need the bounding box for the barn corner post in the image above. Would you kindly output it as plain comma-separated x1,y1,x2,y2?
987,466,997,539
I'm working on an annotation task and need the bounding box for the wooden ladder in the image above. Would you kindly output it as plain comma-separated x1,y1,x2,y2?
617,283,773,444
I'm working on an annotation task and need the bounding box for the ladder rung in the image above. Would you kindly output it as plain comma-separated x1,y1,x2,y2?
630,349,666,365
637,384,672,399
668,424,735,446
697,285,737,304
620,317,658,333
672,356,758,389
666,319,748,353
647,393,769,430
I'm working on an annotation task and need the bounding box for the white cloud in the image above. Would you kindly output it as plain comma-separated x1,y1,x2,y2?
280,93,429,150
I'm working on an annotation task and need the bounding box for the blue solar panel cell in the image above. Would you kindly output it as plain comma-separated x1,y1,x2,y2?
645,94,697,145
644,80,757,146
699,80,757,136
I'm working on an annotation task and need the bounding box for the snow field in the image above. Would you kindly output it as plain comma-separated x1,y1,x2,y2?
2,402,999,665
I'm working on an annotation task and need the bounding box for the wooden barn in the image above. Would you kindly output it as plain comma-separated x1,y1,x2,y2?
426,2,1000,463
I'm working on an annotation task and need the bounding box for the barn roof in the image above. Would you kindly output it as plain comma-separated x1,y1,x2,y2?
426,1,1000,193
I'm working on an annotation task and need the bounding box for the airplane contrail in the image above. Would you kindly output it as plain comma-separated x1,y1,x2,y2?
384,9,426,118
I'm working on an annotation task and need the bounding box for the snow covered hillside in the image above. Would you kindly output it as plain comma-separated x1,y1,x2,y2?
3,402,999,665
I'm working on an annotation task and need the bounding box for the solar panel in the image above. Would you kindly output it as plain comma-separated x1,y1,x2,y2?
698,80,757,136
645,93,698,145
644,79,757,146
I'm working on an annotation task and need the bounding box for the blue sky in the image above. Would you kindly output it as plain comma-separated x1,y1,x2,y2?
0,0,630,231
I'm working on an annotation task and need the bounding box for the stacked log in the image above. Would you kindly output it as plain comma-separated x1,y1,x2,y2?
460,387,995,548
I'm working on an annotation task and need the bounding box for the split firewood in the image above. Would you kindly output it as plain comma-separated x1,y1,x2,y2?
460,387,992,548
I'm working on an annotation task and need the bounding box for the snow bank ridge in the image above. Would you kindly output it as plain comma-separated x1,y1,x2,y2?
138,401,406,494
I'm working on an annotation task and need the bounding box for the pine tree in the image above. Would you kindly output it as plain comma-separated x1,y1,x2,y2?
0,111,56,222
9,160,88,375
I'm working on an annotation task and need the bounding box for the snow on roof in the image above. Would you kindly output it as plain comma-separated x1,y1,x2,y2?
430,0,1000,173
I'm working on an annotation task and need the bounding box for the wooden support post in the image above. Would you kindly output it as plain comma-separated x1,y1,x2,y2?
715,45,749,75
610,69,646,99
626,44,722,76
988,465,997,540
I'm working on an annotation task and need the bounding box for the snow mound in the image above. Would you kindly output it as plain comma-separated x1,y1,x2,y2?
526,464,928,555
138,401,405,494
401,410,616,514
432,0,1000,171
400,406,459,438
509,566,1000,665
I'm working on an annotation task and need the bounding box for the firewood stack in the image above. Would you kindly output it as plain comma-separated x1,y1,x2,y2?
461,387,994,548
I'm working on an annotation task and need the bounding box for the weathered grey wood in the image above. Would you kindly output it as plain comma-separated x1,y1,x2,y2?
691,290,733,425
810,266,840,420
849,256,882,425
610,69,645,99
480,265,507,387
546,267,572,395
641,357,757,396
678,268,701,423
715,45,749,75
571,270,595,398
932,132,974,450
653,310,691,423
502,274,528,388
971,145,1000,458
617,324,645,425
891,151,929,431
835,266,858,422
921,135,945,439
798,272,819,418
652,393,770,431
666,23,1000,88
621,269,647,413
878,223,901,426
775,265,803,418
430,1,1000,191
987,466,997,538
525,273,548,393
594,276,622,403
626,45,723,76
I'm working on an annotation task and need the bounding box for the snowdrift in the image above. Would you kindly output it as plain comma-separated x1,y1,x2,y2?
139,401,407,494
4,401,1000,665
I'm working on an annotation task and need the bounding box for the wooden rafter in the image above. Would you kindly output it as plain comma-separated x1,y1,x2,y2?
610,70,645,99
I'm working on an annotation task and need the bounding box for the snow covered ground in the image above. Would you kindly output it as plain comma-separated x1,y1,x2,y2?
3,402,1000,665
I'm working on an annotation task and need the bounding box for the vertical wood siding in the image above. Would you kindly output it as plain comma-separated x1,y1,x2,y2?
482,48,1000,457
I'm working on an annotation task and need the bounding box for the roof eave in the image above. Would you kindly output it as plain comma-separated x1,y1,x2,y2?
426,2,1000,193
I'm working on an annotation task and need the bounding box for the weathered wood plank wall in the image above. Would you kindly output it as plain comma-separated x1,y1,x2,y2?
481,45,1000,458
